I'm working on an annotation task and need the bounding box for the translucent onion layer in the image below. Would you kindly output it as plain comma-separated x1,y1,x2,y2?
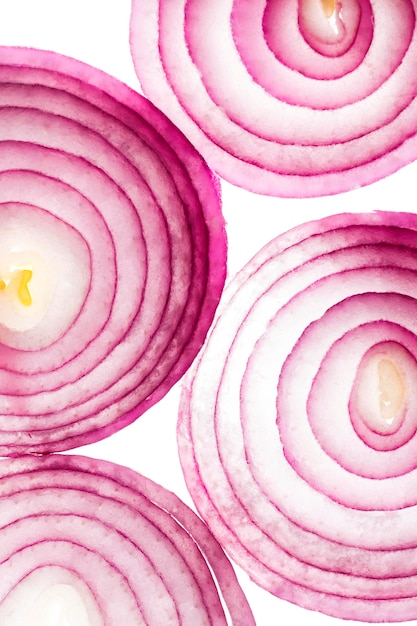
0,46,226,455
130,0,417,197
178,211,417,622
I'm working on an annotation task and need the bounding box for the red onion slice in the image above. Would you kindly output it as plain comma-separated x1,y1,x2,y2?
0,454,254,625
0,46,226,455
178,211,417,622
130,0,417,197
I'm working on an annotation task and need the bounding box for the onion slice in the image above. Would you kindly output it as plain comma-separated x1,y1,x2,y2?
130,0,417,197
0,454,254,625
178,211,417,622
0,46,226,455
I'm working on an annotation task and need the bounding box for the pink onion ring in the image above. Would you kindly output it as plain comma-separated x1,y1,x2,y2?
0,454,254,625
0,46,226,455
178,211,417,622
130,0,417,197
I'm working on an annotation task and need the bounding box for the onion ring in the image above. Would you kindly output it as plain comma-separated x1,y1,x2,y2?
178,211,417,621
0,46,226,455
130,0,417,197
0,454,254,625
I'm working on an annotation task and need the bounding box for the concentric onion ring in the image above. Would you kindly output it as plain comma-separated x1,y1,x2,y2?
0,46,226,455
178,211,417,622
0,454,254,625
130,0,417,197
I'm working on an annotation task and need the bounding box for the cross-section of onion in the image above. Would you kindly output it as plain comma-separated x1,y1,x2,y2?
178,211,417,622
0,455,254,625
130,0,417,197
0,46,226,455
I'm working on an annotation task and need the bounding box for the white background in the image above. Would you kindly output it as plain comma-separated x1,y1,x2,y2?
1,1,417,624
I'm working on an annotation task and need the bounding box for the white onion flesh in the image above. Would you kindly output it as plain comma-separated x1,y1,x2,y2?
178,211,417,622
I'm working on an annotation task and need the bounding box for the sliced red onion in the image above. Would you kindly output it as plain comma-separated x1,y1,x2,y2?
178,211,417,622
130,0,417,197
0,454,254,625
0,46,226,455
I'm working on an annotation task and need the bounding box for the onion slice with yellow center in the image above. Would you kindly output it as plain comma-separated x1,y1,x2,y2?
178,211,417,621
0,455,254,625
0,46,226,455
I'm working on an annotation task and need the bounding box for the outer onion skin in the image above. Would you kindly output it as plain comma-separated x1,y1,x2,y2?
178,211,417,622
130,0,417,198
0,454,254,625
0,46,226,455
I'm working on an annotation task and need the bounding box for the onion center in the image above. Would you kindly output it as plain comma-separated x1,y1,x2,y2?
0,572,102,626
0,268,32,307
298,0,356,48
350,342,413,436
0,250,51,332
0,203,91,350
320,0,338,19
377,357,406,425
24,584,91,626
